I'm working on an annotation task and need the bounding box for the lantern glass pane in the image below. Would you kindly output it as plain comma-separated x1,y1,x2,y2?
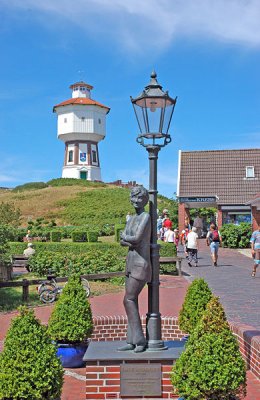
133,103,147,133
146,106,162,133
162,103,174,134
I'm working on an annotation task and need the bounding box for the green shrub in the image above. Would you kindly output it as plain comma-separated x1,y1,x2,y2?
12,182,48,192
220,222,251,248
47,178,105,188
50,231,61,242
0,306,63,399
172,296,247,400
47,275,93,343
27,247,126,277
114,224,125,242
28,251,65,276
159,242,177,257
71,230,87,242
178,278,213,334
9,241,128,256
87,231,99,242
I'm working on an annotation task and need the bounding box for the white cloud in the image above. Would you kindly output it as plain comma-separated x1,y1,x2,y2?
2,0,260,53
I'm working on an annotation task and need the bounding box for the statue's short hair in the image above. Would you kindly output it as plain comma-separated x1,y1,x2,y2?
130,186,149,206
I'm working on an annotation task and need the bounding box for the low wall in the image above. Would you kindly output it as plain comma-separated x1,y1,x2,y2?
91,315,260,380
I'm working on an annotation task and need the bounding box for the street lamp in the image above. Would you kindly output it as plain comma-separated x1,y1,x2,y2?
131,71,177,350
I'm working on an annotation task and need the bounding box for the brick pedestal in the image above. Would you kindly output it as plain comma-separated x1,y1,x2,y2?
84,340,185,399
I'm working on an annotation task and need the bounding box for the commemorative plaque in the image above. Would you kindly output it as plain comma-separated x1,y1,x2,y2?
120,363,161,397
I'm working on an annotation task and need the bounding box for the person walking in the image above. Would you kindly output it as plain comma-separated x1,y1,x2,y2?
157,215,163,239
164,227,175,244
250,222,260,277
186,227,199,267
206,223,222,266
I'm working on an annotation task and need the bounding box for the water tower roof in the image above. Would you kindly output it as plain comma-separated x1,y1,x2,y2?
53,97,110,113
69,81,93,90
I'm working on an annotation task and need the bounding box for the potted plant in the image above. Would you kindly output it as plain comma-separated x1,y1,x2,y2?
47,274,93,368
0,306,63,400
172,296,247,400
178,278,213,336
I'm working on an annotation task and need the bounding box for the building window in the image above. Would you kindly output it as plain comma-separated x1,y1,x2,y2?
92,150,97,163
64,118,67,123
81,117,85,121
98,118,101,124
68,150,73,163
246,166,255,178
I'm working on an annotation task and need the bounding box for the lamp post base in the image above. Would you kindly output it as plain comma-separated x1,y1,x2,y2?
146,312,168,351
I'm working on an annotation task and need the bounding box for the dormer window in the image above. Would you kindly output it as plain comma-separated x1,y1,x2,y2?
246,166,255,178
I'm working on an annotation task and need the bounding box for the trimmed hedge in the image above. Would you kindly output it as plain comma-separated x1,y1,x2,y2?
178,278,213,334
50,231,61,242
47,275,93,343
87,231,99,242
72,230,87,242
0,306,63,399
172,297,247,400
8,241,176,277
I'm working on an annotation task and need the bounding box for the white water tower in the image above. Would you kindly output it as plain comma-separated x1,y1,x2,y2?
53,81,110,181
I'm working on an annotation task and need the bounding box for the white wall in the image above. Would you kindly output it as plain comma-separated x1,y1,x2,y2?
62,166,101,181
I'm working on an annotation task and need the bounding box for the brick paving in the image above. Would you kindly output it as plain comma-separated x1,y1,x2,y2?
180,239,260,329
0,243,259,399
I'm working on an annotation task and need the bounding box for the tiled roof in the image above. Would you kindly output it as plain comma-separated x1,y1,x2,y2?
53,97,110,112
69,81,93,90
178,149,260,205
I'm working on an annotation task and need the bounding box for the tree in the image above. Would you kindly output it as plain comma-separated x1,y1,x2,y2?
0,202,21,227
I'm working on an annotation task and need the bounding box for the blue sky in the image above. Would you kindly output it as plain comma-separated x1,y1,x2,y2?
0,0,260,198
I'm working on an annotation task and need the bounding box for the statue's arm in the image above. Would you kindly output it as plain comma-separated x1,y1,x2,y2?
121,213,150,245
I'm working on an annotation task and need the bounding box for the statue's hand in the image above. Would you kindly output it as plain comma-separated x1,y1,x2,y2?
120,231,126,241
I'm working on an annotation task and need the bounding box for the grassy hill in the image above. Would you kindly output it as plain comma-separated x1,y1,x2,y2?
0,179,178,227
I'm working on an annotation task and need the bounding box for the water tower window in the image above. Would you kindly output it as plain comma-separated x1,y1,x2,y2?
92,150,97,163
246,166,255,178
68,150,73,163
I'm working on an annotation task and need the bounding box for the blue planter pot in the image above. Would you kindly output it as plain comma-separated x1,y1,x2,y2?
57,342,89,368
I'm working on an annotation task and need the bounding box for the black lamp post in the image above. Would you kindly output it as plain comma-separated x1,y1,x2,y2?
131,71,177,350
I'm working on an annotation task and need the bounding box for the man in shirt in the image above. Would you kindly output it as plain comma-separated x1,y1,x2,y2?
23,243,35,258
250,222,260,277
186,227,199,267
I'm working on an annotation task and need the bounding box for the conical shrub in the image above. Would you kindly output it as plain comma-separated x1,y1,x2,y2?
178,278,213,334
0,306,63,400
172,296,247,400
47,274,93,343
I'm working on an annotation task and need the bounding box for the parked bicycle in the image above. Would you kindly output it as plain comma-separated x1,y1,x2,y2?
38,274,91,304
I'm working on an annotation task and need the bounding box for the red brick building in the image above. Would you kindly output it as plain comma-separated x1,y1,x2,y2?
177,149,260,232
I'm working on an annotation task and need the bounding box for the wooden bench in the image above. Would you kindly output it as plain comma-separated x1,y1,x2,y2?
11,255,30,272
159,256,182,275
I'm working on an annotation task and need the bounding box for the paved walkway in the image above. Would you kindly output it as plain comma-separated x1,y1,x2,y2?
0,243,259,399
179,239,260,329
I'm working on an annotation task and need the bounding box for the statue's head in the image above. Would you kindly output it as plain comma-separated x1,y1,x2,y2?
130,186,149,209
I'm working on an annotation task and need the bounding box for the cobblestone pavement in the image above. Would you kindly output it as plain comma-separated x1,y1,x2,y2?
180,239,260,329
